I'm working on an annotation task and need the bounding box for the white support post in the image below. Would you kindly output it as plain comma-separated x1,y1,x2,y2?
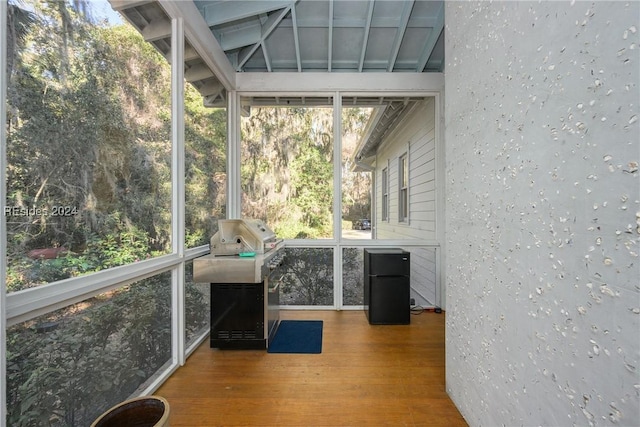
333,92,343,309
171,17,186,365
226,91,241,218
1,1,8,424
434,91,445,310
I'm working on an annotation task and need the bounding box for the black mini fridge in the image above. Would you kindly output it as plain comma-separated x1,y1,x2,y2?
364,248,410,324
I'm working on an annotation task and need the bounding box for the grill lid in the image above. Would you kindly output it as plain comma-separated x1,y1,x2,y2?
211,219,278,255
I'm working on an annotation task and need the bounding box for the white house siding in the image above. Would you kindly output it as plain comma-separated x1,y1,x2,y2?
445,2,639,427
402,246,437,306
375,98,438,306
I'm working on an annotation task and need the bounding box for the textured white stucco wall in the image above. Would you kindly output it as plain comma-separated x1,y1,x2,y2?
444,2,639,426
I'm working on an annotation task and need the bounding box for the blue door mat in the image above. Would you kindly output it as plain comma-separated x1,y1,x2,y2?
268,320,323,354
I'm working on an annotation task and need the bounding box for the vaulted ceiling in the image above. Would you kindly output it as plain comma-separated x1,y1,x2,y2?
111,0,444,106
194,0,444,73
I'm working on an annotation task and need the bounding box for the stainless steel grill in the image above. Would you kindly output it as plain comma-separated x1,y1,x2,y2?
193,219,285,349
194,218,284,283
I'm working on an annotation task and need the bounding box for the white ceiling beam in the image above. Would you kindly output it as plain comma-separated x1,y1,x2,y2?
200,0,295,27
108,0,154,11
141,17,172,42
416,3,444,72
158,0,236,90
184,64,215,82
287,16,440,29
217,24,262,50
262,43,272,72
236,72,444,93
404,16,441,28
258,7,291,41
263,58,387,70
184,45,200,62
291,4,301,72
358,0,375,72
328,0,334,72
237,5,292,71
203,95,228,108
237,48,258,72
387,0,414,72
198,80,225,97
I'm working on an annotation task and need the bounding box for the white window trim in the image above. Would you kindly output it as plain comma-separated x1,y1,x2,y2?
2,18,209,402
382,163,389,222
406,140,411,225
399,150,409,223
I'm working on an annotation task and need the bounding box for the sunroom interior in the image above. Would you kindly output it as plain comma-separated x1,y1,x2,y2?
2,0,448,425
3,1,639,426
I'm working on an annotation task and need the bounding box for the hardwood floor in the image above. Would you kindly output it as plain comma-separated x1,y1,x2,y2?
156,310,468,426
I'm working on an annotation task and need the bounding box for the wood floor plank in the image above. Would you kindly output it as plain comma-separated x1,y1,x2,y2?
156,310,468,426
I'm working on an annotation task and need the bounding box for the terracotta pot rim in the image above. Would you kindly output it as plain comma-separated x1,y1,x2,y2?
91,395,170,427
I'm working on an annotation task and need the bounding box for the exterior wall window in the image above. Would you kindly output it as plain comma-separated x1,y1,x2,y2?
399,153,408,222
382,167,389,221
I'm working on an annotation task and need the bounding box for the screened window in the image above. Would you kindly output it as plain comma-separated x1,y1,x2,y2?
5,3,172,292
184,99,226,248
342,247,364,305
382,167,389,221
399,153,408,222
185,261,210,348
240,99,334,239
6,272,173,426
280,247,334,306
341,107,373,239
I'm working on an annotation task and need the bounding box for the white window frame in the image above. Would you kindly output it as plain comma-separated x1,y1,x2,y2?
399,151,409,223
2,16,210,397
381,165,389,221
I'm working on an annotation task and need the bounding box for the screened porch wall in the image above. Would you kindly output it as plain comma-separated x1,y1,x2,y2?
6,272,174,426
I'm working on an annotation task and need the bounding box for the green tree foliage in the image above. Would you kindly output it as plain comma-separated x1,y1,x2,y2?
341,108,372,222
6,274,172,426
5,0,225,290
240,105,371,304
184,88,227,247
277,247,362,306
6,0,171,287
240,105,372,239
4,1,214,425
241,107,335,238
6,2,35,79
